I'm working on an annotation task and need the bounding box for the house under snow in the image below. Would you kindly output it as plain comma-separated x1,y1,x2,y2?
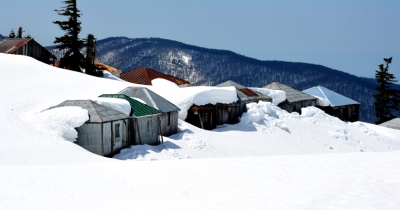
264,82,317,114
302,85,360,122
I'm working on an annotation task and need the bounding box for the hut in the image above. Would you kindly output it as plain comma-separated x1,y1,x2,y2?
302,85,360,122
118,87,180,136
120,67,190,86
99,94,163,145
50,100,130,157
185,104,218,130
0,38,55,64
216,80,272,116
264,82,317,114
379,118,400,130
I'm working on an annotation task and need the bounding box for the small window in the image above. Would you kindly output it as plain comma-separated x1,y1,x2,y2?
115,123,120,138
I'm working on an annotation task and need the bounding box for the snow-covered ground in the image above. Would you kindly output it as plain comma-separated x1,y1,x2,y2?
1,54,400,210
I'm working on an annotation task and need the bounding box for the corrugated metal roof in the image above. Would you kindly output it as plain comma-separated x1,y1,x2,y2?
216,80,272,101
49,100,129,123
120,67,190,85
118,87,180,112
302,85,359,107
0,38,31,54
99,94,162,117
264,82,317,103
379,118,400,130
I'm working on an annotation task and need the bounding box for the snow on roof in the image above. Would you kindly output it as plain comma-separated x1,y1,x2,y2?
302,86,359,107
149,78,238,120
264,82,316,103
216,80,272,102
118,86,180,112
379,118,400,130
50,100,130,123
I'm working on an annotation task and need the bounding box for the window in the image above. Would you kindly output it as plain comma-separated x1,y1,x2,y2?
115,123,120,138
168,113,171,126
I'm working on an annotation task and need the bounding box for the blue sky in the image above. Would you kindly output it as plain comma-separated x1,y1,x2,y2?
2,0,400,80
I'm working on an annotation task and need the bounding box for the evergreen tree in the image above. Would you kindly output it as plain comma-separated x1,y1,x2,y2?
53,0,84,72
373,57,400,124
8,28,16,38
84,34,103,77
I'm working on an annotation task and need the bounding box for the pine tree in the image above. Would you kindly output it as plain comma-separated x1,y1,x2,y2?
8,28,16,38
373,57,400,124
84,34,103,76
53,0,84,72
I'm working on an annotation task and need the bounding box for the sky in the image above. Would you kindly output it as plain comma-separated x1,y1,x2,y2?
1,0,400,80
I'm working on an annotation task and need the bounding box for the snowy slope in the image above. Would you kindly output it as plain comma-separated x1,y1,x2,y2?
1,54,400,209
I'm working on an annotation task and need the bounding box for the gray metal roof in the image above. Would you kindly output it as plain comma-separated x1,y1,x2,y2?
216,80,272,102
264,82,317,103
379,118,400,130
302,86,359,107
118,87,180,112
49,100,130,123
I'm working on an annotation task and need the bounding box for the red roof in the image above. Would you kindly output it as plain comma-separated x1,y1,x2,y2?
120,67,190,86
0,38,31,54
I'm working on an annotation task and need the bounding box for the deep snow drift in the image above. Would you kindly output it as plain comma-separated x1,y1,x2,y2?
1,54,400,210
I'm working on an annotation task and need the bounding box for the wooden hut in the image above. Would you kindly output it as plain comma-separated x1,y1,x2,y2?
216,80,272,116
99,94,163,145
264,82,317,114
50,100,130,157
302,85,360,122
0,38,55,64
379,118,400,130
120,67,190,87
185,104,218,130
118,87,180,136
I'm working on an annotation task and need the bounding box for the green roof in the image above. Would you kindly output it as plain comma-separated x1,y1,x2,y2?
99,94,162,117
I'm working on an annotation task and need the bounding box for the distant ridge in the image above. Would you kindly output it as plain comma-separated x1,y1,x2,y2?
0,34,6,41
49,37,400,123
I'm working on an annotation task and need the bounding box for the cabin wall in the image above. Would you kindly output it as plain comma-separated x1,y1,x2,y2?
75,123,102,155
159,111,179,136
217,104,239,125
133,116,160,145
13,41,52,63
186,106,217,130
317,104,359,122
278,99,317,114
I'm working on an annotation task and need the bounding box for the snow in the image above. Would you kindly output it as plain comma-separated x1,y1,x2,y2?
24,106,89,142
93,97,131,116
314,95,331,106
250,87,286,105
1,53,400,210
181,55,191,64
150,78,238,120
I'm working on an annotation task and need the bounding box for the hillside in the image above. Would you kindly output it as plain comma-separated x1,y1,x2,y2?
63,37,398,123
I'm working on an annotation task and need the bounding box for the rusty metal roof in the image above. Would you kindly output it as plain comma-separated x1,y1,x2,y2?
0,38,31,54
216,80,272,102
264,82,317,103
120,67,190,86
379,118,400,130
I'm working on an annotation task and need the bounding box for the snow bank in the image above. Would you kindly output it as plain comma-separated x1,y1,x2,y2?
313,95,330,106
150,78,238,120
249,87,286,105
93,97,131,116
25,107,89,142
102,71,123,81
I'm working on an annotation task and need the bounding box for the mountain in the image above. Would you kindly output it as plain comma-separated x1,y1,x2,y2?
0,34,5,41
51,37,400,123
